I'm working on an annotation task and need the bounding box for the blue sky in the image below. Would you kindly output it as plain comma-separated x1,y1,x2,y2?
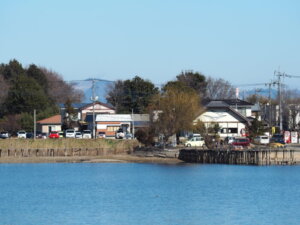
1,0,300,89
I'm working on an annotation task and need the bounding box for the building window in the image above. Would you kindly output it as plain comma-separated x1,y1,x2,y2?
107,126,120,132
221,128,238,134
228,128,238,133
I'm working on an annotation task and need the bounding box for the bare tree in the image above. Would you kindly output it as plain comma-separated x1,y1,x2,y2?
150,86,201,145
41,68,84,103
205,77,235,99
282,89,300,130
0,114,21,133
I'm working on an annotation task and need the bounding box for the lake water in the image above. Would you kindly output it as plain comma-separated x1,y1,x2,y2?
0,163,299,225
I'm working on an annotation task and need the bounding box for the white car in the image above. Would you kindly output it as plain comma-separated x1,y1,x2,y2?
82,130,92,139
185,137,205,147
75,132,83,139
253,136,270,145
115,128,125,139
65,129,76,138
224,136,235,144
0,131,10,139
17,130,27,139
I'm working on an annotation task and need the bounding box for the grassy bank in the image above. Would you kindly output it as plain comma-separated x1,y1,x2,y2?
0,139,184,164
0,138,139,153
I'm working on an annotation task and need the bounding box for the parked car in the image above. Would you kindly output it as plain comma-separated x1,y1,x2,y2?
115,128,125,139
98,132,106,139
26,132,34,139
269,142,285,148
0,131,10,139
59,131,64,138
49,131,60,139
65,129,76,138
231,137,250,147
224,136,235,144
270,134,285,144
82,130,92,139
188,133,201,139
36,132,47,139
17,130,27,139
185,136,205,147
75,132,83,139
253,135,270,145
125,133,133,139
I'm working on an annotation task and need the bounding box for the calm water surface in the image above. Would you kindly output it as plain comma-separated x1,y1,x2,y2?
0,163,299,225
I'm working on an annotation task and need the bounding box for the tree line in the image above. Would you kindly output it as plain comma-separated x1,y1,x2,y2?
105,71,300,145
105,71,237,145
4,59,290,143
0,59,83,133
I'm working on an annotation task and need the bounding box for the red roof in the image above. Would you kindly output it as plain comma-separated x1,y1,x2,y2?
37,115,61,124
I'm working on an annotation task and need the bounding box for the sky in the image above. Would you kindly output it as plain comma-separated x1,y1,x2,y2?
1,0,300,89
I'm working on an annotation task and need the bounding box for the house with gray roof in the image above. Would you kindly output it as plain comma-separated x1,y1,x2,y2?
195,99,254,138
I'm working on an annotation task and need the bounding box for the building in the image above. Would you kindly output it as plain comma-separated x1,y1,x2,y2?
195,99,253,138
37,115,62,134
59,101,115,130
95,114,150,138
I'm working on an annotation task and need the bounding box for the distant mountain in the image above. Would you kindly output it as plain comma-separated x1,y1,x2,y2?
72,79,114,103
241,87,300,99
239,88,278,99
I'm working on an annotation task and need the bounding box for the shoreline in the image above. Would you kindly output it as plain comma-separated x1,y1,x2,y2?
0,154,183,164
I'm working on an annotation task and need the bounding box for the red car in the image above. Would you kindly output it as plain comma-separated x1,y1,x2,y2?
231,138,250,147
49,131,59,139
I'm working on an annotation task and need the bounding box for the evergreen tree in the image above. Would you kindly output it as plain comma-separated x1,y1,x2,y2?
3,74,51,115
27,64,48,92
248,117,266,138
0,59,81,131
106,76,159,113
1,59,25,81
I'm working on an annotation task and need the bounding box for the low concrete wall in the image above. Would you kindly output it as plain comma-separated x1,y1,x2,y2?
179,149,300,165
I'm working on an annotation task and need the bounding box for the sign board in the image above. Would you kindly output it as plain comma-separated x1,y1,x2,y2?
284,131,291,144
291,131,298,144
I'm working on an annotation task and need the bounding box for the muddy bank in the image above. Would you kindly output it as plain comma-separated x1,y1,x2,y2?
0,140,182,164
0,154,182,164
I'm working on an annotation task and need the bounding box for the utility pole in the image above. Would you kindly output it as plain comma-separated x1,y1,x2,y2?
131,109,135,139
33,109,36,140
275,71,283,132
91,79,97,139
266,81,278,133
267,83,272,131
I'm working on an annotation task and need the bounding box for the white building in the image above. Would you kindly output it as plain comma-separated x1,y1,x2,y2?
95,114,150,138
195,99,253,138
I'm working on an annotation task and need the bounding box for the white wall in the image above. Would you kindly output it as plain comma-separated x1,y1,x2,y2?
195,109,247,138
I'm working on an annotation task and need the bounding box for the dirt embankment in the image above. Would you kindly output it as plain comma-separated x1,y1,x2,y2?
0,139,182,164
